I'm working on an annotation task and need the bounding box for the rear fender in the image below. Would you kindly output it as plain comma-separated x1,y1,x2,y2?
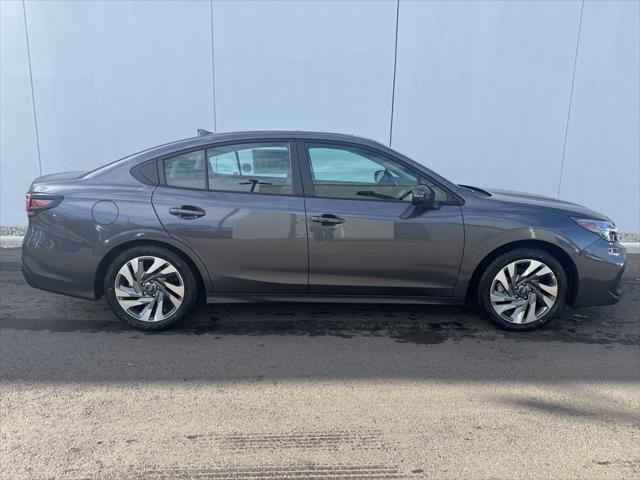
93,229,213,294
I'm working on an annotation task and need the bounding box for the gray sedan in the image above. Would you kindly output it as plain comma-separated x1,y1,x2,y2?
21,131,626,331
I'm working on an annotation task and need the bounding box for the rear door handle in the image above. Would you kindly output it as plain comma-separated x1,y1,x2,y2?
311,214,345,226
169,206,206,219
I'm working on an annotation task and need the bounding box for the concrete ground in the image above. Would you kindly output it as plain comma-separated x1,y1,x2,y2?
1,248,638,480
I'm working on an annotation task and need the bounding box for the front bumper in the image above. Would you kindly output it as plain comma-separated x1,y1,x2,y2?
571,238,627,307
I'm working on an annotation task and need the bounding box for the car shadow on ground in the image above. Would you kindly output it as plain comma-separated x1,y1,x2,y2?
1,295,639,345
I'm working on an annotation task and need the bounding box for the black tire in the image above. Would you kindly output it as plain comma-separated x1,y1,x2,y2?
478,248,567,331
104,245,198,331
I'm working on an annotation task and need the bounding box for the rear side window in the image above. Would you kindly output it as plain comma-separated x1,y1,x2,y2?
162,142,294,195
207,142,293,195
163,150,206,189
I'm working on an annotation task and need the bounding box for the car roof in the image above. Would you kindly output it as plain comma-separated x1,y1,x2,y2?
146,130,387,158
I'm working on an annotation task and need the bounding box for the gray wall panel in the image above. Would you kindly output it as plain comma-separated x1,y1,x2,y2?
0,0,41,226
212,0,397,143
559,0,640,232
391,0,581,198
24,0,214,175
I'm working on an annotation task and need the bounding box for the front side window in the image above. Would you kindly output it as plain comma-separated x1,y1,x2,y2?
306,144,420,201
207,142,293,195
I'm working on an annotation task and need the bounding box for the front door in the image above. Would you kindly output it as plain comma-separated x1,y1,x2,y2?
299,141,464,296
152,140,308,293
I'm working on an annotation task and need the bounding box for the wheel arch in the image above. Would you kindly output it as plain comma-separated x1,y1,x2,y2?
466,239,579,306
94,239,208,300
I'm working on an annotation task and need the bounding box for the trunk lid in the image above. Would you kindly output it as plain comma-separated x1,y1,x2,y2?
29,171,87,192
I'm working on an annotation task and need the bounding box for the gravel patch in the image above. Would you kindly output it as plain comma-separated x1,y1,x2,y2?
619,232,639,242
0,226,26,236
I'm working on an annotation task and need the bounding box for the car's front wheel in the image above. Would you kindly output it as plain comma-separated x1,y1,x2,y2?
478,248,567,330
104,245,198,330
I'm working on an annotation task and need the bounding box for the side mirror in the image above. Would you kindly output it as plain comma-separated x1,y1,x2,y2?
411,184,436,207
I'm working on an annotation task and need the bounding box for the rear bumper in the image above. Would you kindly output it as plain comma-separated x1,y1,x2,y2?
22,261,96,300
571,238,626,308
21,227,98,300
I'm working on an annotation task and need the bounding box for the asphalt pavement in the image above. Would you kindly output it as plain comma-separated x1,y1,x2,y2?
1,248,639,479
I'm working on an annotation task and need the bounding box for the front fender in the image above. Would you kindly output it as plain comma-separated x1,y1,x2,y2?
454,202,594,298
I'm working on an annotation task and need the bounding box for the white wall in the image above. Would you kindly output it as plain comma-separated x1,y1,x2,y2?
0,0,41,227
391,0,580,198
25,0,215,175
1,0,639,232
213,0,396,142
559,0,640,230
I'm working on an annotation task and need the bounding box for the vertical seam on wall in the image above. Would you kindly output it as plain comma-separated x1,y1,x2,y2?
557,0,584,198
210,0,217,132
22,0,42,176
389,0,400,147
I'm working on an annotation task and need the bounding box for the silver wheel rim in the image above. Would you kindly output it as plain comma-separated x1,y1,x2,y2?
114,256,185,322
490,259,558,324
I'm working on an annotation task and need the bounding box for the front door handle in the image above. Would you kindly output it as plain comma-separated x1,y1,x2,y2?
311,214,345,226
169,205,206,219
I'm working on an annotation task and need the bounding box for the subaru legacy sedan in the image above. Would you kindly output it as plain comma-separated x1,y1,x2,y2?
22,131,626,331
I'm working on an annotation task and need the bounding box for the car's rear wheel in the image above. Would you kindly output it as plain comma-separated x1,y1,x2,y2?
104,245,198,330
478,248,567,330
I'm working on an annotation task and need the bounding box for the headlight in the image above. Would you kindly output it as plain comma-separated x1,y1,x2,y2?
572,217,618,242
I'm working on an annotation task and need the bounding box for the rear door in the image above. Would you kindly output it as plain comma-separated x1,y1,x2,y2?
152,140,308,293
298,140,465,296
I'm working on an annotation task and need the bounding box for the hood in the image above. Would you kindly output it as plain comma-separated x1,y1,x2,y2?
462,185,609,221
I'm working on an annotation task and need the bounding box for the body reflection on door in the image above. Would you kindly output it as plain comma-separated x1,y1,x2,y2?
153,188,308,293
306,198,464,296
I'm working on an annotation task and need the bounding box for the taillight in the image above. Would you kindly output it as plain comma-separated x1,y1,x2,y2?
26,192,63,217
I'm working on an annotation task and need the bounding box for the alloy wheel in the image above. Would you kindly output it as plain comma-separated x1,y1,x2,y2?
114,256,185,322
490,259,558,324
